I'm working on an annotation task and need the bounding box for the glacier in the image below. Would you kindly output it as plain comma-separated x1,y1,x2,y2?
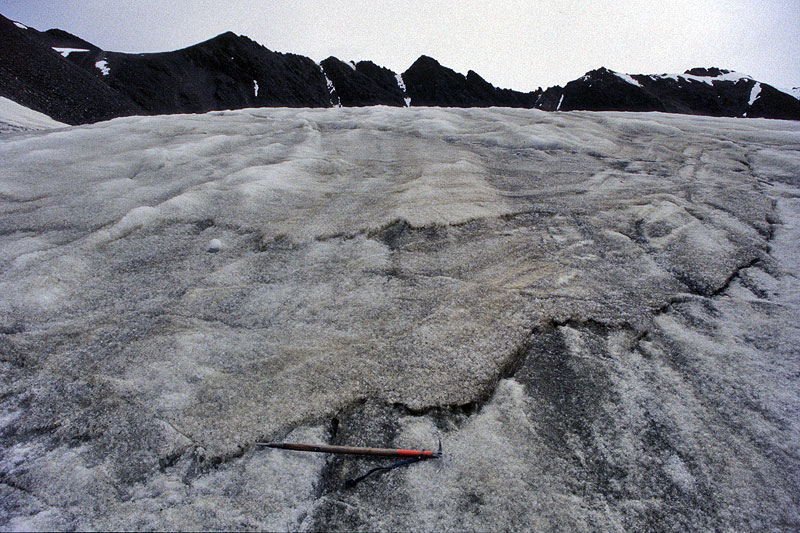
0,97,67,133
1,106,799,530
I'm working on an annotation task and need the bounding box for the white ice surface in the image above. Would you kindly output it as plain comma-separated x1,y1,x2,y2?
52,47,89,57
0,97,67,131
2,107,800,531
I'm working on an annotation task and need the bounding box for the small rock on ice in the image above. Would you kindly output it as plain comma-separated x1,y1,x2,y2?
207,238,223,253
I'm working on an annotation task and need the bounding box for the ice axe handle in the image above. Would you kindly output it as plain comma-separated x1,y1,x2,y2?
257,442,440,458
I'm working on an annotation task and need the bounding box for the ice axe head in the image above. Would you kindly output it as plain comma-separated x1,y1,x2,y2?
432,438,443,459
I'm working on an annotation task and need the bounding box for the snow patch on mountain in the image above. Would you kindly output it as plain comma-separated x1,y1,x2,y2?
613,71,642,87
348,61,357,71
749,83,762,106
53,47,90,57
394,73,407,92
0,96,68,131
253,80,259,97
13,21,28,30
700,70,753,83
557,94,564,110
395,73,411,107
318,64,341,108
95,60,110,76
651,71,753,86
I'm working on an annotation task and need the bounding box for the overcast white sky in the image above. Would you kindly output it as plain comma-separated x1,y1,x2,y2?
4,0,799,91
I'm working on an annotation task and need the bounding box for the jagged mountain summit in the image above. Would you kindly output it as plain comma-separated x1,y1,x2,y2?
400,55,542,108
1,13,799,124
319,57,407,107
101,31,332,114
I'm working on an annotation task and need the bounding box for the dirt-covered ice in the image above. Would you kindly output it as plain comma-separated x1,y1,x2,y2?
1,107,799,530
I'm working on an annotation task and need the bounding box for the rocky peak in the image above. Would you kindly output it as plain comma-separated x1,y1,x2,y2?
40,28,101,51
319,56,405,107
684,67,731,77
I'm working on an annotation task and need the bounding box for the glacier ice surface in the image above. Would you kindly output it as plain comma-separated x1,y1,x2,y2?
1,107,799,531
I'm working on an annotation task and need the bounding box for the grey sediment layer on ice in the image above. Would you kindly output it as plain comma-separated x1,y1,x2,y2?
1,107,799,530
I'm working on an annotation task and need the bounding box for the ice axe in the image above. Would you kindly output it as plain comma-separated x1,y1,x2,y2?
257,439,442,487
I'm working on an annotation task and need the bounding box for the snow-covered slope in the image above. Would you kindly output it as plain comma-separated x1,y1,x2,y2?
0,97,67,131
1,108,799,531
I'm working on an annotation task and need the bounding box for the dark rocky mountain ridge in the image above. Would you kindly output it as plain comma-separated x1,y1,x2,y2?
29,27,101,52
319,57,406,107
538,66,800,120
2,13,799,124
401,55,542,108
99,32,333,115
0,15,142,125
